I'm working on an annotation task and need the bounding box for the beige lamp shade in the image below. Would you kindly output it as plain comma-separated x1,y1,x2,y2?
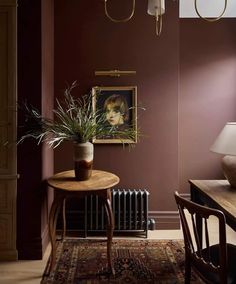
210,122,236,155
210,122,236,188
147,0,165,16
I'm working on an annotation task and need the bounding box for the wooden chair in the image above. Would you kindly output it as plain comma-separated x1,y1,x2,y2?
174,191,236,284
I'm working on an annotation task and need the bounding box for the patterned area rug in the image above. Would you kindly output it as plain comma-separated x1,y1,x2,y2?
41,239,202,284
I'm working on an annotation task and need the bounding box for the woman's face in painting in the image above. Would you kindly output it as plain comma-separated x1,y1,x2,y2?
105,105,124,126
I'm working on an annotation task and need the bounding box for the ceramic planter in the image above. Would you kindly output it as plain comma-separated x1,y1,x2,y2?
73,142,93,181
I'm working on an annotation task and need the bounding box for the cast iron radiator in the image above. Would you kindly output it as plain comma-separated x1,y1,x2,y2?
58,189,150,238
84,189,149,237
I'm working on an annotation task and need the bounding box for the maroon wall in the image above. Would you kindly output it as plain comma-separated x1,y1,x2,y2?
179,19,236,193
54,1,179,227
54,2,236,229
17,0,42,259
17,0,54,259
17,2,236,254
41,0,54,254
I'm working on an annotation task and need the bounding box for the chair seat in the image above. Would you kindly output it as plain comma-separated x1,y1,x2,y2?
194,244,236,284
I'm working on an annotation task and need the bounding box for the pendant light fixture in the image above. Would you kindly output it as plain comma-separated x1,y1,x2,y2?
103,0,228,37
147,0,165,36
194,0,228,22
104,0,135,23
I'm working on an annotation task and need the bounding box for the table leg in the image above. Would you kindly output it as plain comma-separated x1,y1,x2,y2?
48,193,64,274
62,198,66,240
104,194,115,275
190,185,203,248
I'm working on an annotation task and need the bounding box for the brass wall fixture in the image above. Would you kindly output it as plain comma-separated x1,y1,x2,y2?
103,0,165,36
95,70,136,77
103,0,229,37
194,0,228,22
104,0,135,23
147,0,165,36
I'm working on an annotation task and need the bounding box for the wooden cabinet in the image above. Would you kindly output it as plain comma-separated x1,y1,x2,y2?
0,0,17,260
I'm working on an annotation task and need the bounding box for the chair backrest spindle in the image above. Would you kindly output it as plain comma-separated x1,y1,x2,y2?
174,191,231,284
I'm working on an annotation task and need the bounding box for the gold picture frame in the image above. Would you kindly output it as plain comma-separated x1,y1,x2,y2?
92,86,137,144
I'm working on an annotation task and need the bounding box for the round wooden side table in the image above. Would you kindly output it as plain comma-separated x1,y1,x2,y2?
47,170,120,275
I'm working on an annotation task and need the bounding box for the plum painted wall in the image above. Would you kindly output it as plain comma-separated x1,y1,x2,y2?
179,19,236,192
17,0,54,259
17,0,236,259
54,0,179,227
53,1,236,229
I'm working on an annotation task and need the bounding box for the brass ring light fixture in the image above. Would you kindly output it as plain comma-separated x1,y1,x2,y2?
155,14,163,36
194,0,228,22
104,0,165,36
104,0,135,23
103,0,228,36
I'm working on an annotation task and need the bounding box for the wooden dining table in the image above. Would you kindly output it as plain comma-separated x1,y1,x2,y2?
189,180,236,241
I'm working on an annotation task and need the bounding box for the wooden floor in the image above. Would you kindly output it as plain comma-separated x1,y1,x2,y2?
0,217,235,284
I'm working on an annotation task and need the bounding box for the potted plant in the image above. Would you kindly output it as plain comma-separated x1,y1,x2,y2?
19,82,138,181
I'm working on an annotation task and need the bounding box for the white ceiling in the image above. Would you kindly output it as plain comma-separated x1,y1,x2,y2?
180,0,236,18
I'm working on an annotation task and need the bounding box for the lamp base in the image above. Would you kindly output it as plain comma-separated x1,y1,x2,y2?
222,155,236,188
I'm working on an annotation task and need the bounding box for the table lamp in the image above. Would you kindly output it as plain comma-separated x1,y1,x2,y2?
210,122,236,188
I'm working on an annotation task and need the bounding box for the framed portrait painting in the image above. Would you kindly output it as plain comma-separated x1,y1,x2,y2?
92,86,137,144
